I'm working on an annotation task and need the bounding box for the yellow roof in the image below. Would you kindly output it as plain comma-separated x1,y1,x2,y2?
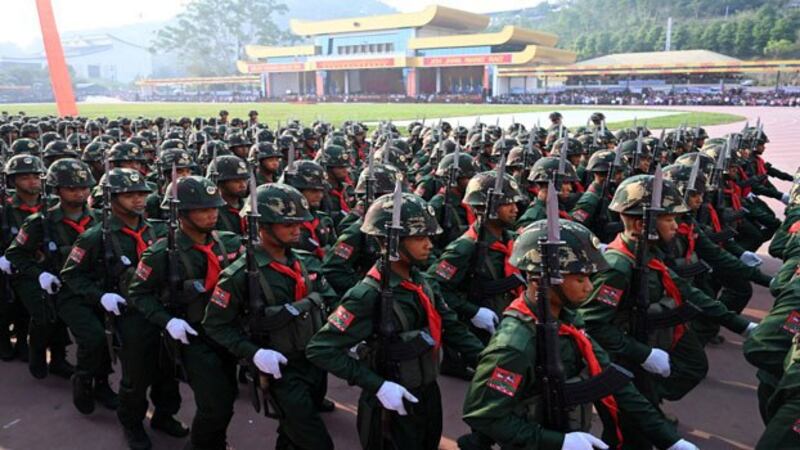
245,44,316,59
408,25,558,50
576,49,740,66
289,5,489,36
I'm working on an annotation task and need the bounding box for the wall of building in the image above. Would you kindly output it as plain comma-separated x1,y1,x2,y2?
64,38,153,83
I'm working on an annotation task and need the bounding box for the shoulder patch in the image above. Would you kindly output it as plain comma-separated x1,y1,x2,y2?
68,246,86,264
596,284,623,307
434,260,457,280
572,209,589,223
783,310,800,336
15,229,28,245
790,221,800,234
135,261,152,281
794,418,800,435
328,305,355,332
333,242,354,260
210,286,231,309
486,366,523,397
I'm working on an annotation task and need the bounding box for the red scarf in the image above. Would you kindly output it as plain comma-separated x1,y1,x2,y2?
62,216,92,235
465,226,523,295
676,223,696,262
505,295,623,448
368,267,441,349
723,180,742,211
754,156,767,177
736,167,752,197
193,241,222,292
120,225,149,258
573,181,585,193
268,260,307,301
706,204,722,233
329,188,350,213
461,202,477,225
302,217,325,258
228,206,246,234
607,236,685,349
18,203,42,214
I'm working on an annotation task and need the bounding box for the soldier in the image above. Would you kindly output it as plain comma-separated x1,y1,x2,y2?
754,333,800,449
461,216,697,450
0,154,47,361
203,183,337,450
128,175,242,450
516,157,579,230
208,155,250,235
429,151,479,249
281,160,337,260
145,149,193,220
218,110,229,125
307,190,484,449
570,149,625,242
5,158,95,379
578,172,756,447
249,141,282,185
769,170,800,260
227,133,252,160
316,144,354,225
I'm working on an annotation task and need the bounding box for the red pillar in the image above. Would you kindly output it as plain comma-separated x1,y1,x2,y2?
405,68,417,97
35,0,78,116
315,71,325,96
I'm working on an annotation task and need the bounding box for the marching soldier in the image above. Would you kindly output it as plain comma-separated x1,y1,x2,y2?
429,150,479,249
516,157,580,230
281,160,337,260
249,141,282,185
208,155,250,235
315,144,354,225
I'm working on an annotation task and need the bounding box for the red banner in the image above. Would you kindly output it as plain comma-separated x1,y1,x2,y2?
245,62,305,73
35,0,77,116
422,53,512,67
315,58,397,70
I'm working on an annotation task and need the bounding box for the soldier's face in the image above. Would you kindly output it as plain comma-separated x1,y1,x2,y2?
262,157,281,173
302,189,324,209
686,193,703,211
656,214,678,242
117,161,143,172
13,173,42,195
114,192,148,216
232,146,248,158
401,236,432,263
330,167,348,182
496,202,518,226
58,186,90,208
639,157,652,173
222,179,248,199
184,207,219,233
264,223,301,246
560,274,593,308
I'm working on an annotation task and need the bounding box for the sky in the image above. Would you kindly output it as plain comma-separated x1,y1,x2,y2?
1,0,548,48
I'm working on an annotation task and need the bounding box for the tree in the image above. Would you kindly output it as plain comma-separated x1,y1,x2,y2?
152,0,289,76
764,39,795,58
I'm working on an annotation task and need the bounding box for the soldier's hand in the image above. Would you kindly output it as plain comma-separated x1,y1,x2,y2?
471,307,500,334
781,193,791,205
641,348,671,377
38,271,61,294
667,438,699,450
0,255,13,275
562,432,608,449
745,192,757,201
739,251,763,267
166,318,198,345
376,381,418,416
100,293,127,316
742,322,758,338
253,349,287,379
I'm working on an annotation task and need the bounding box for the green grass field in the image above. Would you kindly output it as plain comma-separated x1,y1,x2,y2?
0,102,743,131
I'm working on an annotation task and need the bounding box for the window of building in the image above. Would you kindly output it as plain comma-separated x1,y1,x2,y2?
87,64,101,78
386,43,394,52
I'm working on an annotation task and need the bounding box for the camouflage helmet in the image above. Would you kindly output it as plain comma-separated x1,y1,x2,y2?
127,136,154,153
464,171,526,207
674,152,715,177
200,140,232,161
40,131,61,148
590,112,606,124
549,137,585,157
510,219,609,275
68,132,92,148
81,141,109,163
43,140,79,159
491,137,516,155
162,175,226,211
160,138,186,152
528,156,579,184
209,155,250,181
46,158,95,188
608,173,689,216
586,149,617,173
372,145,410,172
93,134,117,147
108,143,147,162
104,168,152,194
280,160,326,190
248,142,281,162
787,168,800,207
620,139,652,160
227,132,252,148
157,149,194,171
663,163,706,196
241,183,313,224
4,154,46,175
355,163,403,196
10,138,41,155
435,152,479,178
315,144,350,168
701,142,743,167
507,146,542,169
360,192,442,237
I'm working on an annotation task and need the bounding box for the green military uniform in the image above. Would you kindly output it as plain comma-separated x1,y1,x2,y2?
281,160,338,260
428,152,479,250
208,155,251,236
203,183,336,450
307,191,484,449
321,218,380,298
755,334,800,449
769,172,800,259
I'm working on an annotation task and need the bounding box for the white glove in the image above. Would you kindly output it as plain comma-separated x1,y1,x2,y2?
376,381,419,416
165,318,198,345
0,255,12,275
598,243,609,253
739,251,763,267
38,271,61,294
562,431,609,450
641,348,671,377
667,438,699,450
100,293,127,316
742,322,758,338
781,193,791,205
746,192,757,201
253,349,288,379
471,307,499,334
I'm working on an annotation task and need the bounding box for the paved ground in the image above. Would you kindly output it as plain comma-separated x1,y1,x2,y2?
1,105,798,449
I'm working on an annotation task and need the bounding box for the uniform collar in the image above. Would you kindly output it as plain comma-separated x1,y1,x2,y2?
176,228,215,251
109,214,147,232
254,245,298,268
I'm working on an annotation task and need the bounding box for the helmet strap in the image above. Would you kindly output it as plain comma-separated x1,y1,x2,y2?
265,223,293,249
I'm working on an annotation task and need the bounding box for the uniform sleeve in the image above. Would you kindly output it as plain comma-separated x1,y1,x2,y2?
579,267,653,364
126,245,172,329
59,227,105,307
202,266,260,361
674,267,750,334
569,190,599,224
743,283,800,379
432,280,484,365
694,228,762,281
769,212,800,259
321,226,365,298
767,163,794,182
426,239,480,320
306,285,385,394
4,215,45,279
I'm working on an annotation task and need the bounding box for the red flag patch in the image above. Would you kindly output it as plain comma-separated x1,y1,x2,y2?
789,221,800,234
435,260,458,280
210,286,231,309
487,366,523,397
333,242,354,260
135,261,152,281
596,284,623,307
783,310,800,336
328,305,355,332
68,246,86,264
571,209,589,223
15,229,28,245
794,418,800,434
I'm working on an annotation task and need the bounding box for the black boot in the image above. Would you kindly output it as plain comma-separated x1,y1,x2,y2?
14,337,28,362
150,414,189,438
72,373,95,415
0,333,13,361
123,423,152,450
28,346,48,379
93,377,119,410
317,397,336,413
49,358,75,379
